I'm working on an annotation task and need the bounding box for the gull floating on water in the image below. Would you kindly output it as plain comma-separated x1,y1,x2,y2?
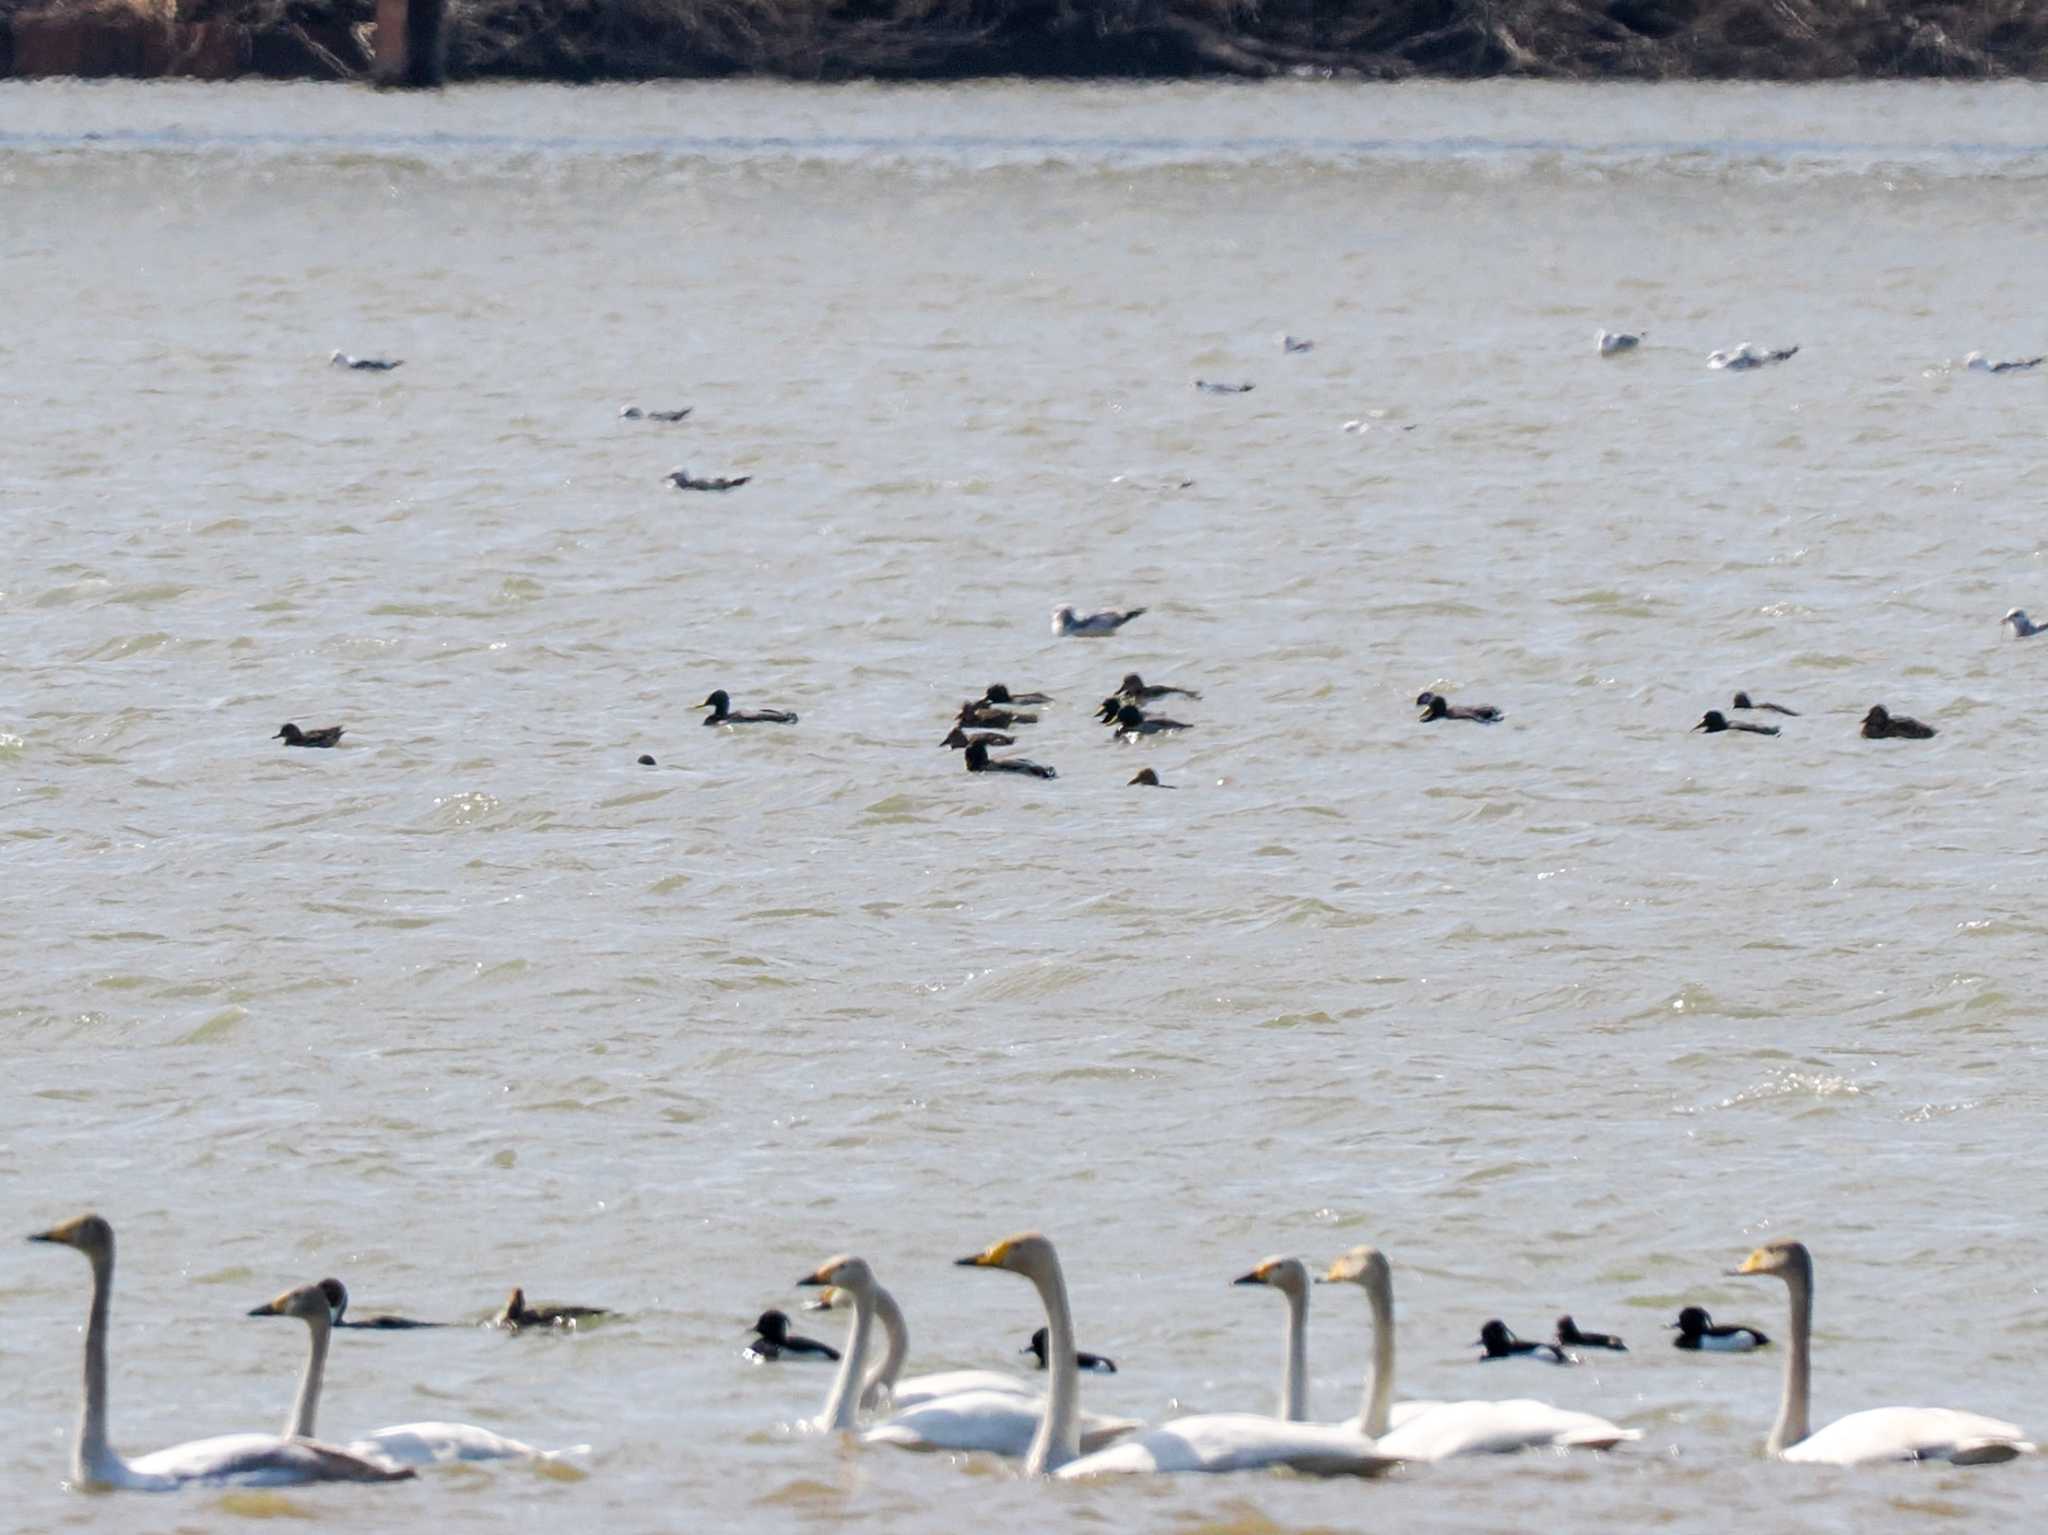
1194,379,1255,394
667,468,750,491
1708,343,1799,371
620,405,693,421
2003,607,2044,638
1966,350,2045,374
1280,335,1315,353
1053,604,1145,637
1597,330,1642,355
329,350,402,371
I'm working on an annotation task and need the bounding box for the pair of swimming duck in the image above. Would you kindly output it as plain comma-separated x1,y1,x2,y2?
1477,1309,1768,1359
315,1280,608,1332
747,1310,1118,1373
1692,693,1937,739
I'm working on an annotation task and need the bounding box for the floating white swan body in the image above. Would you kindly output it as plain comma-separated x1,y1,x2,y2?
1735,1240,2034,1466
251,1282,576,1465
1054,1249,1398,1480
27,1215,415,1491
805,1252,1138,1454
1320,1245,1636,1460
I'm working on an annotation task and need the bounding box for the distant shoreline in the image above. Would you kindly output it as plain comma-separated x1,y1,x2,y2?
4,0,2041,85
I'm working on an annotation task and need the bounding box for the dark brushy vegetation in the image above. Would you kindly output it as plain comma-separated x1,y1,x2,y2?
5,0,2047,81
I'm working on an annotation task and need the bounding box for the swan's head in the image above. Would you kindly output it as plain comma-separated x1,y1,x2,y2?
957,1231,1055,1279
27,1212,112,1260
1233,1255,1308,1297
318,1277,349,1323
249,1283,333,1325
798,1254,875,1298
1318,1244,1391,1292
1734,1238,1812,1284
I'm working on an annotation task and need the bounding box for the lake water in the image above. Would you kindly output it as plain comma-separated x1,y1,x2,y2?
2,75,2046,1533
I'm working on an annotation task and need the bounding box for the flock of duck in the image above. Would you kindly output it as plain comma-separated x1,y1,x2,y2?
30,1211,2034,1493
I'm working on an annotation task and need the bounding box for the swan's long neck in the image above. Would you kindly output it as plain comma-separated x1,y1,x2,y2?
1024,1258,1081,1475
1280,1285,1309,1422
76,1248,120,1486
817,1286,875,1432
285,1313,332,1438
861,1285,908,1412
1360,1268,1396,1438
1768,1259,1814,1455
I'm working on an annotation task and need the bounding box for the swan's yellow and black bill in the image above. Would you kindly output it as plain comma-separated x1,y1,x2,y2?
1733,1248,1772,1275
796,1269,831,1287
957,1236,1015,1268
248,1291,290,1318
28,1213,101,1246
1232,1267,1266,1286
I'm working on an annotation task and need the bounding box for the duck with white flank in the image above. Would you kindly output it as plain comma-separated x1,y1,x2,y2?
1476,1320,1574,1363
2003,607,2044,637
942,726,1015,751
958,699,1036,730
1416,691,1502,723
1708,343,1799,370
1110,703,1191,739
492,1287,609,1331
746,1309,840,1363
1053,604,1146,637
1966,351,2044,374
1554,1316,1627,1352
1732,690,1799,715
1597,330,1642,355
666,468,750,491
274,722,345,748
1861,705,1936,739
319,1279,443,1330
699,689,798,726
1024,1325,1115,1374
619,405,692,421
980,683,1052,706
329,351,402,371
1129,767,1173,788
1193,379,1255,394
1670,1305,1769,1351
963,741,1056,779
1695,710,1778,736
1118,671,1200,702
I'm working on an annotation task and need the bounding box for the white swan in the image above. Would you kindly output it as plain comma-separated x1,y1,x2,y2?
1734,1240,2034,1465
27,1214,415,1491
797,1251,1139,1454
1319,1245,1637,1459
857,1280,1035,1410
249,1282,581,1465
1053,1247,1400,1480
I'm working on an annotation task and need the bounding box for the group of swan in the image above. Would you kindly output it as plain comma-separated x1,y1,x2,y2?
783,1232,2034,1479
29,1213,579,1493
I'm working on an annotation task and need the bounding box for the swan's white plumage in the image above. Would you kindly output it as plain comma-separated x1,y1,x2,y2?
863,1387,1138,1457
1055,1414,1398,1478
346,1422,564,1466
887,1369,1035,1409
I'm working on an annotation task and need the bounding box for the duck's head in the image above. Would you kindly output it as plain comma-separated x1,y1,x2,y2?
328,349,346,365
1966,350,1988,367
2005,607,2028,626
1733,1238,1811,1283
1418,694,1449,721
1671,1305,1710,1331
1053,606,1076,626
1022,1324,1050,1359
797,1254,874,1298
752,1308,791,1341
1129,767,1160,787
1096,697,1121,722
495,1287,528,1325
956,1231,1055,1280
984,684,1013,704
274,723,301,741
963,742,990,770
1475,1319,1515,1351
699,690,730,713
1695,711,1727,732
1731,691,1754,709
27,1212,112,1259
941,727,971,749
318,1277,350,1323
1120,673,1145,693
1115,704,1147,729
249,1282,332,1325
1233,1255,1308,1297
1862,705,1890,728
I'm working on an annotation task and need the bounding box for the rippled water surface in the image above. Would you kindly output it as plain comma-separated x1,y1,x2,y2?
3,75,2047,1533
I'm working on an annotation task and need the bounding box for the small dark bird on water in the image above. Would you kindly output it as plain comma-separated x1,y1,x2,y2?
619,405,692,421
1128,767,1173,788
1732,691,1798,716
1861,705,1936,739
1112,703,1191,738
274,723,344,748
1670,1305,1770,1351
1476,1320,1574,1363
319,1278,445,1330
1416,691,1501,723
1555,1316,1627,1352
699,689,798,725
963,741,1056,779
942,726,1016,751
1194,379,1255,394
330,350,402,371
1119,672,1200,702
981,683,1052,706
745,1308,840,1363
637,754,657,766
666,468,750,491
958,701,1036,730
1694,710,1778,736
1023,1325,1116,1373
493,1287,609,1331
